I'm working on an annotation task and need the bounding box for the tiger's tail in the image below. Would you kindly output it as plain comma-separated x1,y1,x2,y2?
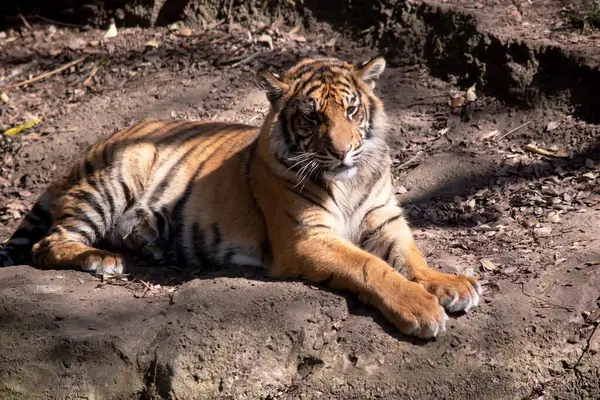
0,191,53,267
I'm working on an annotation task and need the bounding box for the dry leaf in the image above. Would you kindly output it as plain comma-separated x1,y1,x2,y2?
548,213,561,223
465,84,477,102
168,22,182,31
178,27,192,37
325,37,337,47
257,34,273,49
294,35,307,43
480,258,497,272
450,94,465,109
0,92,8,103
104,23,118,39
478,129,500,141
546,121,559,131
288,25,301,35
145,39,161,48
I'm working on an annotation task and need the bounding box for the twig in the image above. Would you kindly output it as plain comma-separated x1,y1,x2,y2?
82,56,108,86
17,13,33,31
524,143,564,158
520,282,574,312
496,121,532,141
30,15,84,28
230,51,261,68
1,56,87,91
395,151,424,171
573,322,600,398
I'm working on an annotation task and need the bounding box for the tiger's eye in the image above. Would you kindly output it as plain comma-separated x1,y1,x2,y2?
346,106,358,118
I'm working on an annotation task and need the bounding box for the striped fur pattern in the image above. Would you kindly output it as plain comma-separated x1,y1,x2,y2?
0,57,480,339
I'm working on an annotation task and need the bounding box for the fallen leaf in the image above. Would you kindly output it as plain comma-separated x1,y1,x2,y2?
257,34,273,49
294,35,307,43
325,37,337,47
546,121,559,131
178,27,192,37
288,25,301,35
145,39,161,48
465,84,477,102
168,22,182,31
0,92,8,103
477,129,500,141
548,213,561,223
480,258,497,272
450,94,465,109
3,119,41,136
104,23,118,39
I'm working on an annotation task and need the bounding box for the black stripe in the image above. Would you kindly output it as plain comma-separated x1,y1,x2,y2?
191,222,210,268
360,214,402,248
211,223,222,253
69,190,108,229
355,167,384,211
279,117,296,153
84,160,94,176
383,242,395,262
101,143,112,166
362,261,368,283
148,145,198,205
366,99,376,139
305,84,321,96
171,136,231,263
101,180,116,218
283,211,331,230
73,206,103,240
280,178,331,213
87,177,115,226
363,204,387,220
61,225,94,244
120,178,134,205
155,207,168,238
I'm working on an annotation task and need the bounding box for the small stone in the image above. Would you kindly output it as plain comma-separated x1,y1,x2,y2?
533,226,552,238
541,186,559,196
548,213,561,223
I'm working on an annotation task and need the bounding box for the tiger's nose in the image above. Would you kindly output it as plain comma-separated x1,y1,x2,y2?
329,144,352,160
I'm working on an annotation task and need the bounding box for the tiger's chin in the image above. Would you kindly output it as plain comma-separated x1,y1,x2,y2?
322,165,358,180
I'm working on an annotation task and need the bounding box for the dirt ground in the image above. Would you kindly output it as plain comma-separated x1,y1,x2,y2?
1,2,600,399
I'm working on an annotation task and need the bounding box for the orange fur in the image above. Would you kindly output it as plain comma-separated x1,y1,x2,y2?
0,57,480,338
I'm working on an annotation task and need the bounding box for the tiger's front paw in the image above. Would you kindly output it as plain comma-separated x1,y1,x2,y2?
378,280,449,339
80,250,125,276
416,272,482,313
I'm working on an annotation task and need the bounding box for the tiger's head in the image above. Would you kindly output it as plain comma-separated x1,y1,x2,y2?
256,56,388,180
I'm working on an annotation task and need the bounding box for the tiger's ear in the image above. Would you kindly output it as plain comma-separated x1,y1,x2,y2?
256,69,289,107
354,56,386,88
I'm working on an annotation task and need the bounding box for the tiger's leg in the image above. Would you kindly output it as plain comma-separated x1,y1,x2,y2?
31,175,130,275
360,202,481,313
270,226,448,339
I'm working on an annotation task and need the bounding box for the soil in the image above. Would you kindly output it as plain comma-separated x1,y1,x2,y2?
1,1,600,399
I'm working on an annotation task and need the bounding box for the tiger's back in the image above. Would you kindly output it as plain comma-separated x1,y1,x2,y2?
0,119,268,272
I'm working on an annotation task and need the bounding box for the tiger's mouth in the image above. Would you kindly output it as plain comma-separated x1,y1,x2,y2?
322,163,358,180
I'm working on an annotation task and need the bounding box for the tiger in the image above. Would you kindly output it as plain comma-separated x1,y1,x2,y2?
0,56,481,339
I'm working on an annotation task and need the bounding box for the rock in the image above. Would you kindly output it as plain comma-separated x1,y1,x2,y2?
533,226,552,238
